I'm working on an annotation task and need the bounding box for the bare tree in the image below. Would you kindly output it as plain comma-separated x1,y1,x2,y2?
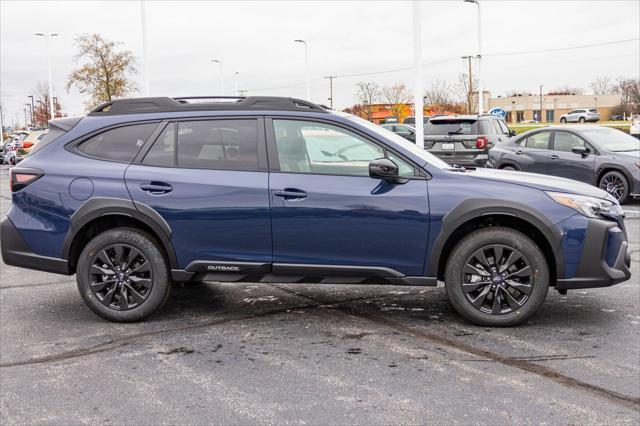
424,79,453,112
67,33,137,109
32,81,62,127
616,77,640,114
381,84,411,121
455,72,479,114
548,85,583,95
590,76,616,95
355,81,381,121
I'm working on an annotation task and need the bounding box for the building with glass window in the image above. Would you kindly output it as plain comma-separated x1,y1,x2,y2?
487,94,621,123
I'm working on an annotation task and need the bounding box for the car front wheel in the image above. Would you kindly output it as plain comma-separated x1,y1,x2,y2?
445,227,549,327
76,228,171,322
599,170,630,204
560,118,567,123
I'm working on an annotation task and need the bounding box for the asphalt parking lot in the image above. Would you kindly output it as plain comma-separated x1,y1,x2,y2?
0,163,638,425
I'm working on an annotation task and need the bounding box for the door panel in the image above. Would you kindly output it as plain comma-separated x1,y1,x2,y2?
547,131,596,183
269,173,430,276
514,130,552,173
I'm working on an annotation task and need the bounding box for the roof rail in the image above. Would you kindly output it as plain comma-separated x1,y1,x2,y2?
88,96,328,116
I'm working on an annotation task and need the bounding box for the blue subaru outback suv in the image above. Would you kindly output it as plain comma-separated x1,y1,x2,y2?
1,97,631,326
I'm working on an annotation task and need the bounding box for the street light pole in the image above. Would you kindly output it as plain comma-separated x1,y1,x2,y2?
140,0,150,96
324,76,337,109
412,1,424,149
35,32,59,121
464,0,482,114
461,55,474,114
294,39,310,100
27,96,35,126
210,60,224,95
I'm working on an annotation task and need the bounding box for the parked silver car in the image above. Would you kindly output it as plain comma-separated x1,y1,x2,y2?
559,108,600,123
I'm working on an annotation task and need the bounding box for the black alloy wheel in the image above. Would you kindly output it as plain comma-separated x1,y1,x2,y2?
89,244,153,311
461,244,533,315
599,171,629,203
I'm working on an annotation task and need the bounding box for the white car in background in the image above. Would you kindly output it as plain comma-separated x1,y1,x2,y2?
630,115,640,139
559,108,600,123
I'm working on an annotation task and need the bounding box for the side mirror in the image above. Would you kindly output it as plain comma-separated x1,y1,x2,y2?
508,130,517,137
572,146,589,156
369,158,399,179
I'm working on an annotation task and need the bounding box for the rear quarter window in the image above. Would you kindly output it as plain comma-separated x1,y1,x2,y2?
75,123,158,162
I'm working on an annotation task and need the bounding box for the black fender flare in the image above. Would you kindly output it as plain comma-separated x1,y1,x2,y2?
426,198,565,279
61,197,178,269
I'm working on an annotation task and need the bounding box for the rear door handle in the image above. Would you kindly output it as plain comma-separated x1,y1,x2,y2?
515,150,523,155
273,189,307,200
549,155,559,160
140,182,173,194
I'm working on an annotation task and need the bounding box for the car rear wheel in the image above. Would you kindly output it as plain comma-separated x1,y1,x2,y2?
579,117,586,123
444,227,549,327
599,170,630,204
76,228,171,322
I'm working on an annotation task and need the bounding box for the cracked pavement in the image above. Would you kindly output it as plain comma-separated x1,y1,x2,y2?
1,164,639,424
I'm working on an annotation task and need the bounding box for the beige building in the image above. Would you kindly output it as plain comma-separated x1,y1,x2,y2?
488,94,621,123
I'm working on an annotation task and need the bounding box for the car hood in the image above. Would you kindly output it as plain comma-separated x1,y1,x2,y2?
609,149,640,159
466,168,615,201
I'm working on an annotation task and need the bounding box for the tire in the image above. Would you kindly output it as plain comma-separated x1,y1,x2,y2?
579,117,585,123
501,165,517,171
444,227,549,327
76,228,171,322
599,170,630,204
560,118,566,123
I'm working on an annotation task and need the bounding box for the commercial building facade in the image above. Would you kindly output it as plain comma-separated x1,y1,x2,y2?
488,94,621,123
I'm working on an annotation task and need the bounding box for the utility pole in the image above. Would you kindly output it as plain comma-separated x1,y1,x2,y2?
324,76,337,109
539,84,544,123
461,55,474,114
35,32,58,121
464,0,482,114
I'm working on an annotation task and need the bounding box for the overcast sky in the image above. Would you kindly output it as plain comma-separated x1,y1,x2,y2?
1,0,639,125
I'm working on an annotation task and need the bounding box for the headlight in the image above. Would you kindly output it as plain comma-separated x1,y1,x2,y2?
546,192,620,218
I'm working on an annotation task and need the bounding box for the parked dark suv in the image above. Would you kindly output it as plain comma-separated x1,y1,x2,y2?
424,114,515,167
1,97,631,326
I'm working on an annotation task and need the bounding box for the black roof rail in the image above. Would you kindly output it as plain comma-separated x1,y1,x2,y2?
88,96,328,116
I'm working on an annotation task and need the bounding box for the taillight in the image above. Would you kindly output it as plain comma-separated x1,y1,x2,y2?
476,137,488,149
10,168,43,192
22,141,34,148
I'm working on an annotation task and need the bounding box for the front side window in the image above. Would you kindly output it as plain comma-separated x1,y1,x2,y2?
273,119,414,177
76,123,157,162
177,120,258,170
524,131,551,149
553,131,588,153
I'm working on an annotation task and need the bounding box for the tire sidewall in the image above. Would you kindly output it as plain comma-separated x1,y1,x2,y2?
445,227,549,327
76,228,170,322
600,170,630,204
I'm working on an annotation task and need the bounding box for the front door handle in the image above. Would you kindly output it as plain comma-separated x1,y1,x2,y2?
273,189,307,200
140,182,173,194
549,155,559,160
515,150,523,155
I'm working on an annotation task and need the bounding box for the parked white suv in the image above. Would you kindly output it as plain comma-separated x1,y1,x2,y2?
631,115,640,139
559,108,600,123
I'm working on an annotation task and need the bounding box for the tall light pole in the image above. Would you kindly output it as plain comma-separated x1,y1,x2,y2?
539,84,544,123
465,0,482,114
210,59,224,95
234,72,240,96
35,32,58,121
140,0,150,96
324,76,337,109
412,1,424,149
25,103,32,127
27,95,35,125
294,39,310,100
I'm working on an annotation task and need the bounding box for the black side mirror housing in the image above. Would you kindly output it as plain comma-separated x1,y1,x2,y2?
508,130,517,137
572,146,589,156
369,158,399,179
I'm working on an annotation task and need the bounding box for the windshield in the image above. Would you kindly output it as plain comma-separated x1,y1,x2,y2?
342,113,450,169
425,120,478,135
581,127,640,152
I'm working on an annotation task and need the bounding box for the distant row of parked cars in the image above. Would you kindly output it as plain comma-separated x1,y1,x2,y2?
1,129,48,165
381,114,640,204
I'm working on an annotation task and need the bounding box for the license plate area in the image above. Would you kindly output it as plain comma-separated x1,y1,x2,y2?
441,143,455,150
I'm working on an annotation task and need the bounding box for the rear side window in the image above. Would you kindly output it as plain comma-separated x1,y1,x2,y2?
77,123,157,162
479,121,495,135
425,120,478,135
524,131,551,149
177,119,258,170
143,123,175,167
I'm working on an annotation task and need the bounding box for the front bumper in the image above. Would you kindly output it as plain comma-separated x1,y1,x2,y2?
556,217,631,290
1,216,70,275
